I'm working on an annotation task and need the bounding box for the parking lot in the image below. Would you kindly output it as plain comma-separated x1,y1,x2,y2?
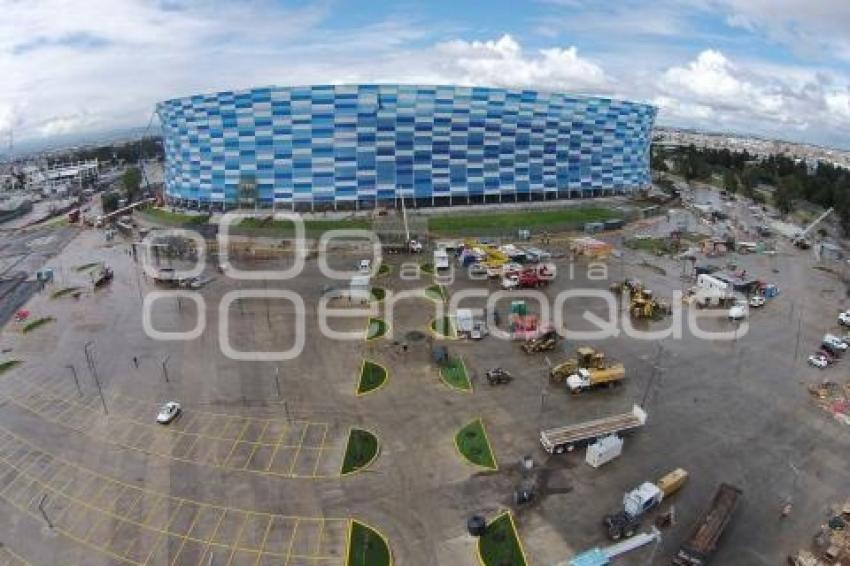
0,206,849,565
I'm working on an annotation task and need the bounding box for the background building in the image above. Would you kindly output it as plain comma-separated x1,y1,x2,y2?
157,85,656,210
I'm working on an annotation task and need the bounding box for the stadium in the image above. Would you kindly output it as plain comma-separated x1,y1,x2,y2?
156,84,656,210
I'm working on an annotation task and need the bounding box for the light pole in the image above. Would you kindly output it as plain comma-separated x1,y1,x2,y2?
161,354,170,383
83,341,108,415
273,367,281,400
65,364,82,397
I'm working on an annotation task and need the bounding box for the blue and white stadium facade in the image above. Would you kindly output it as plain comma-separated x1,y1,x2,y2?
157,85,656,209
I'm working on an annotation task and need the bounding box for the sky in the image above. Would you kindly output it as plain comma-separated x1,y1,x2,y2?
3,0,850,150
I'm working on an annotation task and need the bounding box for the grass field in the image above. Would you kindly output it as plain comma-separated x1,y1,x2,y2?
138,207,210,226
478,512,527,566
419,262,435,274
238,217,370,234
22,316,55,334
366,318,388,340
455,418,496,470
440,357,471,392
346,520,391,566
358,361,387,395
0,361,21,375
341,429,379,475
50,286,81,299
428,205,619,235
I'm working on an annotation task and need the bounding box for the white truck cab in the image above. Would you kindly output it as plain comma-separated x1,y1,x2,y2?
623,482,664,517
566,368,592,393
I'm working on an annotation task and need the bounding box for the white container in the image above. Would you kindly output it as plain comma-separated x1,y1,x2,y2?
586,434,623,468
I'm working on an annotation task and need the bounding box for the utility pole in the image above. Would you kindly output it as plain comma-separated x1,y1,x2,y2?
274,367,281,400
161,354,170,383
83,341,107,415
65,364,82,397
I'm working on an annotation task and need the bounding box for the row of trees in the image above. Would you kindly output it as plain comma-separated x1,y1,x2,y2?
654,144,850,233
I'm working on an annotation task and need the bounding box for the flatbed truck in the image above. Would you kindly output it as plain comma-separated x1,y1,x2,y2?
672,483,742,565
540,404,647,454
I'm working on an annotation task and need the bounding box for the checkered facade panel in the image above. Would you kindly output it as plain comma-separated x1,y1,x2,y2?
156,85,656,205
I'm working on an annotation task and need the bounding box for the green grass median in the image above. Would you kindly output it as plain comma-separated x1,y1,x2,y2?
478,512,527,566
455,418,497,470
346,520,391,566
366,318,388,340
357,361,388,395
440,357,471,392
341,429,380,475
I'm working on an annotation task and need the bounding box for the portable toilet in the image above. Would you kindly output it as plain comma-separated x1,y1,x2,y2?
511,300,527,316
586,435,623,468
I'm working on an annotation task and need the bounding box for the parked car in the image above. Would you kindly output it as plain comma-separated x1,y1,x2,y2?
748,295,765,308
470,321,489,340
808,354,828,369
485,368,513,385
501,275,519,290
728,303,748,320
156,402,182,424
823,334,848,351
817,348,837,364
839,311,850,326
469,263,487,276
358,259,372,274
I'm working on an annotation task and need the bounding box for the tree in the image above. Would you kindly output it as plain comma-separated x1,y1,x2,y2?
723,170,739,194
101,191,120,214
122,167,142,203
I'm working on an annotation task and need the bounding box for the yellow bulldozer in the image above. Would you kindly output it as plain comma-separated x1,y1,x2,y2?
610,279,671,320
550,347,623,384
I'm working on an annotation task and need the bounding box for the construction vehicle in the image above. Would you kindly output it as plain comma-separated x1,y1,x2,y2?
603,468,689,540
566,364,626,394
792,207,833,249
672,483,742,565
485,368,513,385
629,286,671,319
93,264,114,288
550,347,617,384
540,404,647,454
521,328,559,353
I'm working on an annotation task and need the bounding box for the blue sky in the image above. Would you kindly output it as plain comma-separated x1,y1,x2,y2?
2,0,850,149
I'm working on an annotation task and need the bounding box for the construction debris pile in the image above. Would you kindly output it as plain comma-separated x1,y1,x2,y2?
807,381,850,426
789,501,850,565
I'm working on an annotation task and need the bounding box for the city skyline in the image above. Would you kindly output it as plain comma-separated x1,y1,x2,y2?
3,0,850,150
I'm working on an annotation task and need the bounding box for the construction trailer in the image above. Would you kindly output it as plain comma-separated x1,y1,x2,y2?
540,405,647,454
672,483,742,565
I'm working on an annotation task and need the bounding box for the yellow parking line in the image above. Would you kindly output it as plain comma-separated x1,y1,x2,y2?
311,426,329,477
224,511,251,566
284,519,300,566
254,514,276,566
287,425,311,478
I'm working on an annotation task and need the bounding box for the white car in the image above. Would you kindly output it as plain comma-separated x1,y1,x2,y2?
358,259,372,274
823,334,848,351
486,265,501,278
808,355,828,369
501,275,519,290
728,303,748,320
748,295,765,308
469,263,487,276
156,402,182,424
839,311,850,326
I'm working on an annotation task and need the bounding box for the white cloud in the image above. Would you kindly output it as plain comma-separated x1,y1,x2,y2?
433,34,609,92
